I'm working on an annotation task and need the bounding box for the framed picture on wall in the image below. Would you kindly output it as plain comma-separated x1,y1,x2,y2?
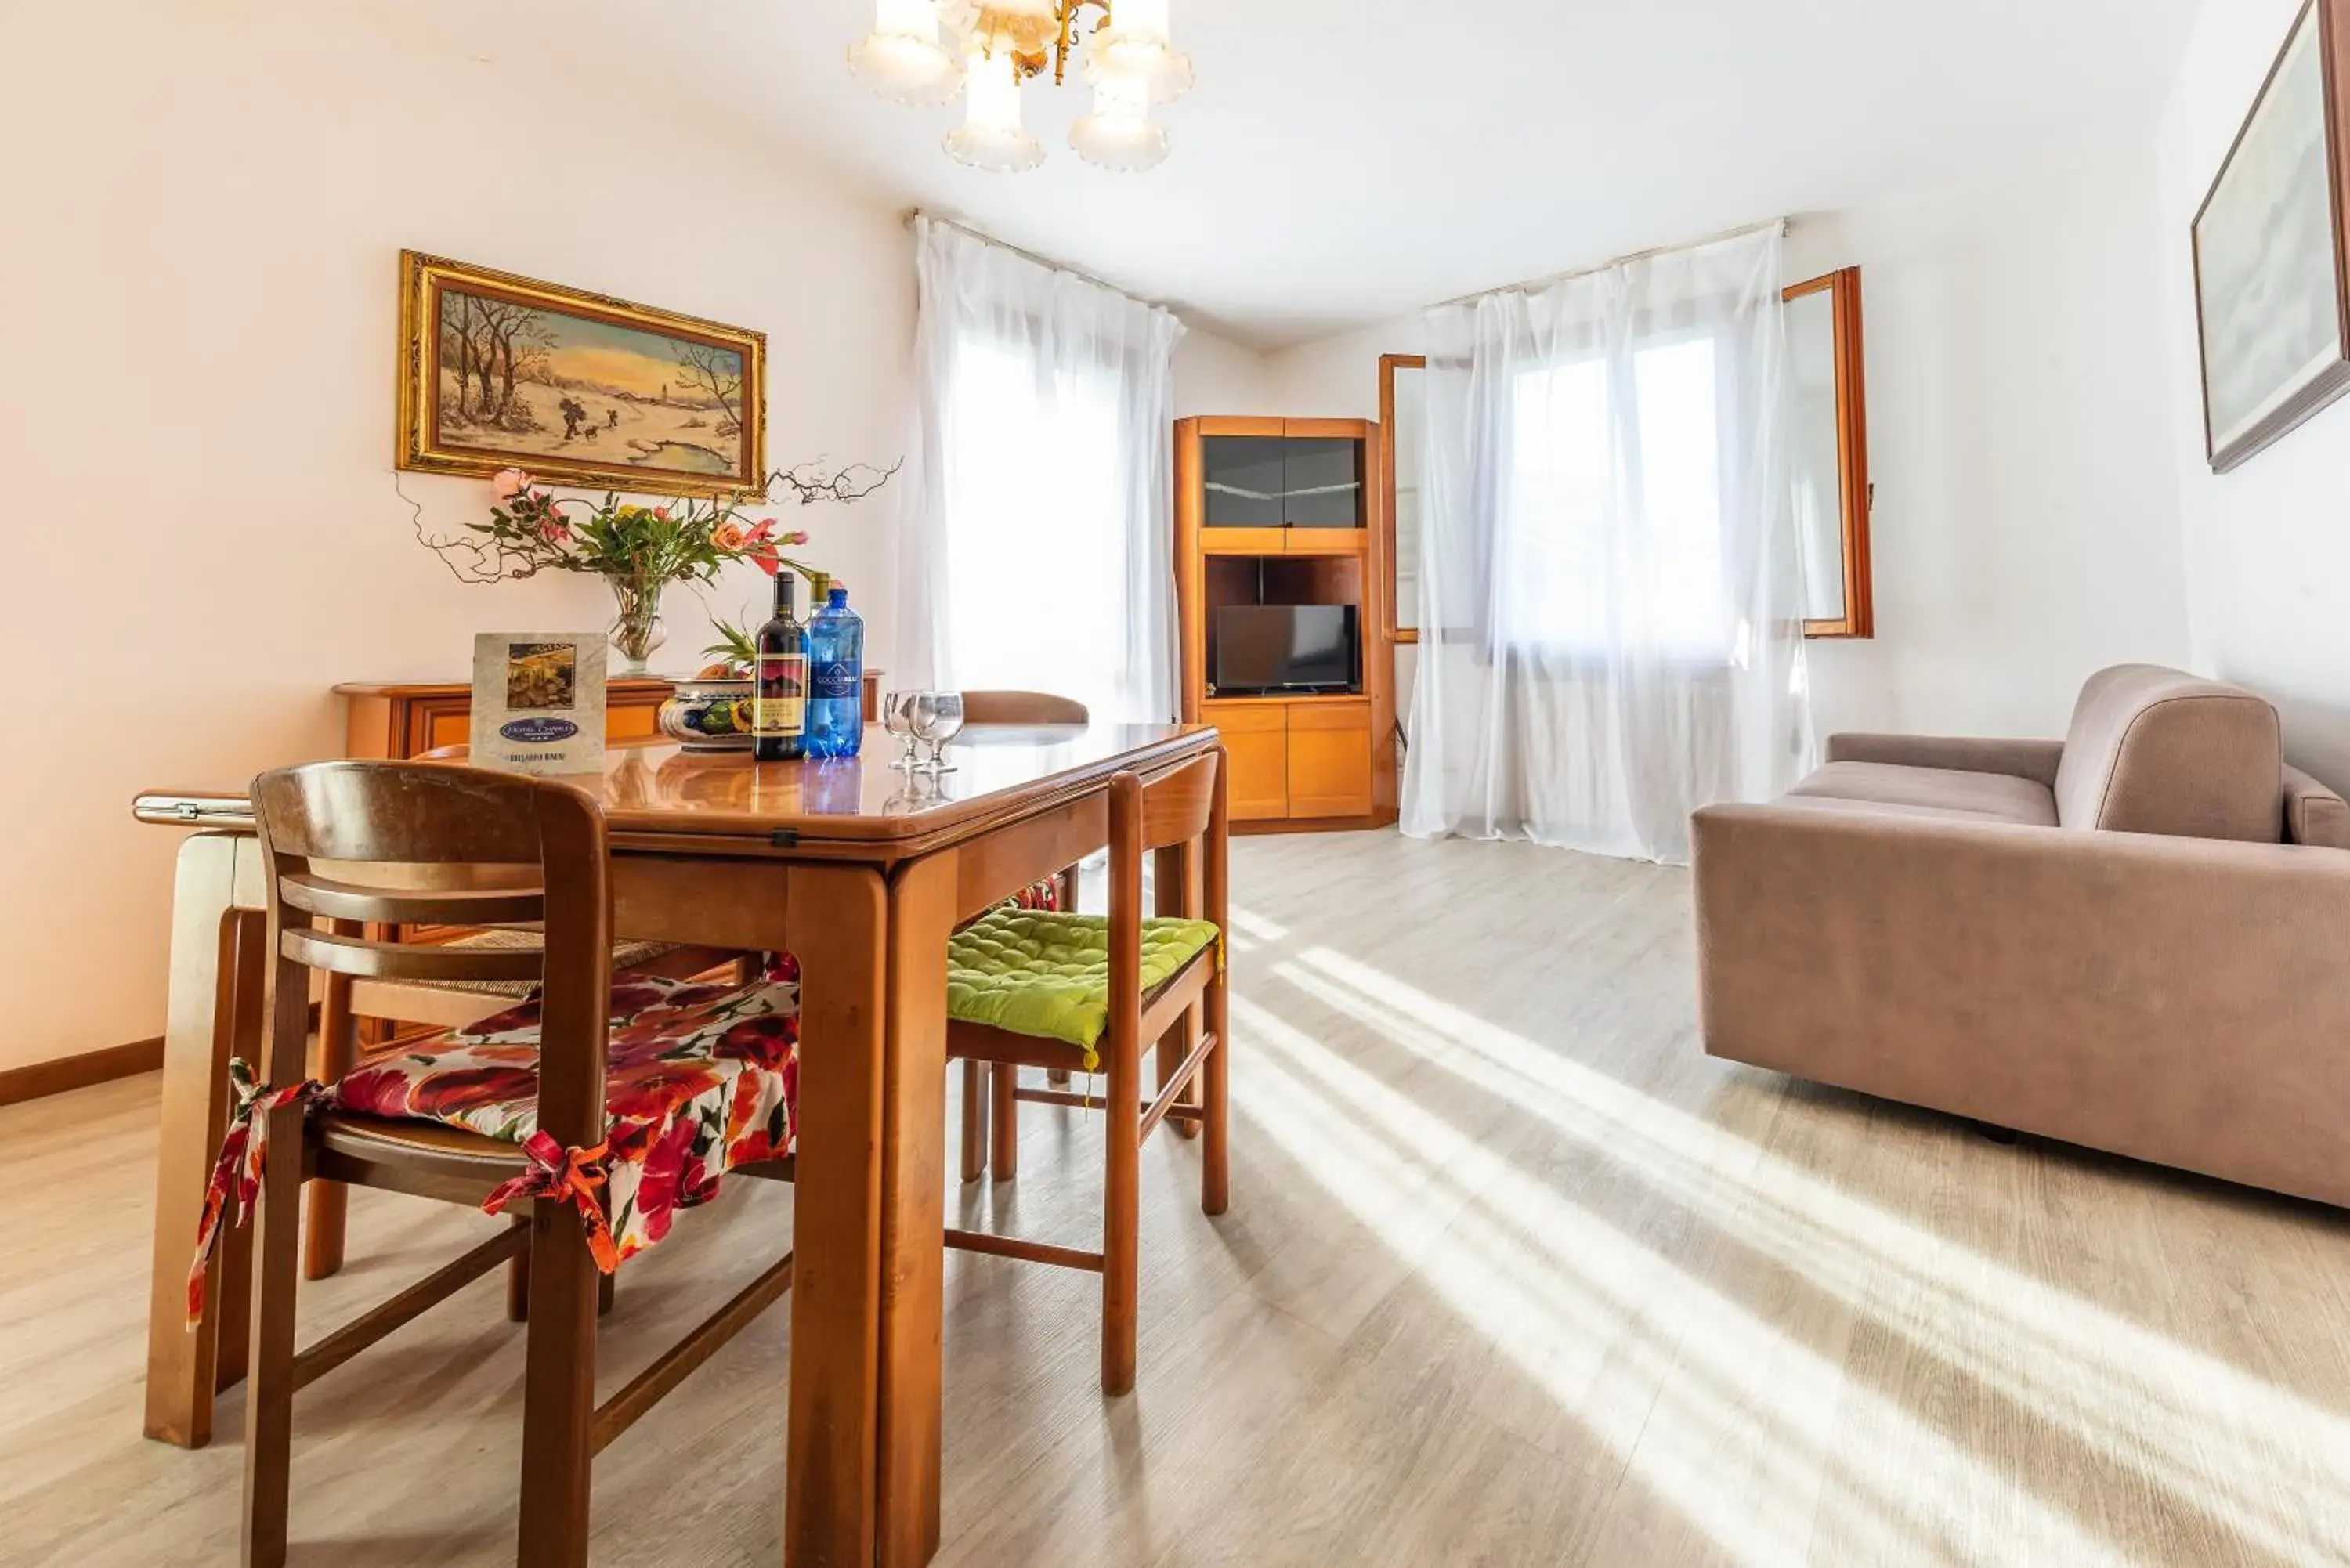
397,251,768,499
2191,0,2350,473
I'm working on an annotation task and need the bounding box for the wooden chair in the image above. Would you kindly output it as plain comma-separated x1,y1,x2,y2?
217,761,797,1566
303,934,743,1299
941,750,1231,1394
954,690,1093,1181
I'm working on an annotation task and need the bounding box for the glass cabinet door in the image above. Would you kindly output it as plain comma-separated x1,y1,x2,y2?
1283,437,1365,528
1202,435,1286,528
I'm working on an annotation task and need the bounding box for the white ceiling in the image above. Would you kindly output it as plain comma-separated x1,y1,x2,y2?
380,0,2202,349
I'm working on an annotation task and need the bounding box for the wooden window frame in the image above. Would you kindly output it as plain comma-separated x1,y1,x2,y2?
1783,268,1875,640
1377,353,1426,645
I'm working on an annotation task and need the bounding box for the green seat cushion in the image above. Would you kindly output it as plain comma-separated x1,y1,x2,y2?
946,909,1220,1068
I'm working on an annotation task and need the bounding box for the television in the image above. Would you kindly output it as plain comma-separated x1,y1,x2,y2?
1214,605,1358,695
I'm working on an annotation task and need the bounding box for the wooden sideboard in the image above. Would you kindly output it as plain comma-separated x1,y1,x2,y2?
334,673,884,760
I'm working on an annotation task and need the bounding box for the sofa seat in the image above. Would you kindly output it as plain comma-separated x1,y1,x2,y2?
1784,761,2058,827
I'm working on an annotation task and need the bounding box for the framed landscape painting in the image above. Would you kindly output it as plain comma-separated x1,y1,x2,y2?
398,251,767,499
2192,0,2350,473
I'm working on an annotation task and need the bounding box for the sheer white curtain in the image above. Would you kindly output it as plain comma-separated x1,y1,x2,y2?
896,216,1186,724
1402,224,1814,863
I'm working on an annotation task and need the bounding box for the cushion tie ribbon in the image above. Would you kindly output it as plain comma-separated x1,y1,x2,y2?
481,1130,620,1275
186,1058,329,1329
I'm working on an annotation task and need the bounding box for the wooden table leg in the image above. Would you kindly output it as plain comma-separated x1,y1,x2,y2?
879,852,953,1568
786,863,889,1567
143,833,263,1447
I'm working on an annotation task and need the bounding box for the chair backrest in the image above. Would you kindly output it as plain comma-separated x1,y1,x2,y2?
1099,749,1229,1041
249,761,615,1138
2052,664,2283,842
961,691,1090,725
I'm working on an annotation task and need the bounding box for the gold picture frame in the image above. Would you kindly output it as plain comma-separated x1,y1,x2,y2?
397,251,768,500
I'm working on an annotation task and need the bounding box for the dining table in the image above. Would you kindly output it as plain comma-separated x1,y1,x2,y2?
131,718,1223,1566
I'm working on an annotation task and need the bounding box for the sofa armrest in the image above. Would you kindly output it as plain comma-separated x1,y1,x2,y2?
1824,732,2066,787
1690,802,2350,1208
2282,764,2350,849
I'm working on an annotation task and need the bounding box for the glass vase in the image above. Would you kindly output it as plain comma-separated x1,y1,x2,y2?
606,581,667,674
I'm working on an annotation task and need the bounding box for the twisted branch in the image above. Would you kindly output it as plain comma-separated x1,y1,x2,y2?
761,457,903,508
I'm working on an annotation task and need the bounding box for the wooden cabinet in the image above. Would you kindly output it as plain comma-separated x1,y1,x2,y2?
1287,702,1376,818
1178,414,1396,833
1214,703,1291,822
1205,698,1375,825
336,674,880,760
338,677,679,760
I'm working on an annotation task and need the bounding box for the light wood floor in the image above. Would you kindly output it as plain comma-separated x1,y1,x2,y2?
9,832,2350,1566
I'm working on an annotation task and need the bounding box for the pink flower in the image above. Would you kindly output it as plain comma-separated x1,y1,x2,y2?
750,546,780,577
540,518,571,543
492,468,531,500
779,529,810,547
713,522,747,551
653,507,671,522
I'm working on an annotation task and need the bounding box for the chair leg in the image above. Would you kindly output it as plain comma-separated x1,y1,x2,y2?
1101,1039,1140,1396
303,969,356,1282
506,1215,532,1323
990,1062,1020,1182
1202,973,1230,1217
959,1059,989,1184
516,1205,598,1566
1156,1011,1202,1142
240,1116,306,1567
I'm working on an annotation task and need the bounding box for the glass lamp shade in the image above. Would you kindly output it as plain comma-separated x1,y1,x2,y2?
848,0,962,104
1070,71,1168,172
944,47,1046,172
1084,7,1193,105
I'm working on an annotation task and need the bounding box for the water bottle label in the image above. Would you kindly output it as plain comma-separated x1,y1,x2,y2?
812,661,860,700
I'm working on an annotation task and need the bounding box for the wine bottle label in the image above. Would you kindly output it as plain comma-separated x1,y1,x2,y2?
754,654,807,737
812,661,860,700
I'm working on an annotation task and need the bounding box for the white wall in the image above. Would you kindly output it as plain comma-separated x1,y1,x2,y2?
2157,0,2350,789
1786,152,2192,740
1260,154,2195,746
0,0,1256,1073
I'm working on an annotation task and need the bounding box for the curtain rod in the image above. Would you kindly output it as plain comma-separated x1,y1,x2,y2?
1428,216,1791,312
905,210,1161,305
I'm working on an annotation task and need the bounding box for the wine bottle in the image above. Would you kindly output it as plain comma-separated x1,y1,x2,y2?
752,573,808,762
805,585,866,759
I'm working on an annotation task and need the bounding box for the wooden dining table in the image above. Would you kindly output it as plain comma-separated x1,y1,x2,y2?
132,719,1222,1566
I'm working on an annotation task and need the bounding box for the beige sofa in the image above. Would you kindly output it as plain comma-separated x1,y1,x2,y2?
1692,664,2350,1209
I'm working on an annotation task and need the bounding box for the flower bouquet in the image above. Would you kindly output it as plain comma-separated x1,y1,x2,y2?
414,458,895,672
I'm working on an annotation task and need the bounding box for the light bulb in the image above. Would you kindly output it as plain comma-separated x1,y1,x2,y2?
1086,0,1192,103
848,0,962,105
944,47,1045,172
1070,68,1167,172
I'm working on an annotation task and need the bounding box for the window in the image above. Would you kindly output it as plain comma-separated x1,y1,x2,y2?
939,334,1126,715
1499,333,1728,659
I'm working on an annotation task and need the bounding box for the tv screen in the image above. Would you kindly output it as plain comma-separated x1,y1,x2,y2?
1214,605,1358,695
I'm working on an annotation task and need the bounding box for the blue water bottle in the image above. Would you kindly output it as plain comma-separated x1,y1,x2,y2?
804,584,865,758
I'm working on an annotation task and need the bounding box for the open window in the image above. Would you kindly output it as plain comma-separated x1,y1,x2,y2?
1784,267,1875,639
1378,353,1425,645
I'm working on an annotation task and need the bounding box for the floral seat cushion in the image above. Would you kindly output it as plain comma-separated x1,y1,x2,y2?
945,909,1220,1070
332,959,801,1266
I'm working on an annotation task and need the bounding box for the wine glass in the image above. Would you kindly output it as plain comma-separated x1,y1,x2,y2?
926,692,966,774
882,689,920,771
905,692,943,775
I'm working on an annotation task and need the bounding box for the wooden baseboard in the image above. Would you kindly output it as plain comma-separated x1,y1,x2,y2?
1233,815,1394,837
0,1037,165,1107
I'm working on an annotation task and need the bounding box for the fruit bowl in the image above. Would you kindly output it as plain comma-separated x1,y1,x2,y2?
657,673,755,753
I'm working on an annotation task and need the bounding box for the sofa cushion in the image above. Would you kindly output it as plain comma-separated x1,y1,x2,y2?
1784,761,2058,827
2283,764,2350,848
2052,665,2282,841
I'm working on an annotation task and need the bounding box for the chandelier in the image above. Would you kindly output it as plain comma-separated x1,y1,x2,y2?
848,0,1193,174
